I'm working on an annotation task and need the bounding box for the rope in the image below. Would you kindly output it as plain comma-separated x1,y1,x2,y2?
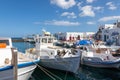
64,71,68,80
37,64,63,80
41,66,63,80
33,63,56,80
33,62,63,80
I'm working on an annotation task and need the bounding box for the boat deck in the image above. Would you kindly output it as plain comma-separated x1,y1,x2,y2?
0,52,37,68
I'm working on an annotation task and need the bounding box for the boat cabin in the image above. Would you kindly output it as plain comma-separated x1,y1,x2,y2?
0,38,12,66
34,35,57,49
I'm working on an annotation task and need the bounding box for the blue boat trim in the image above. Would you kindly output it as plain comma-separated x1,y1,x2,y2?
0,65,13,71
18,60,40,68
0,59,40,71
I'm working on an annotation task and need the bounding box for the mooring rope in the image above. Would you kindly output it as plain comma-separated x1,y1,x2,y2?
33,62,56,80
64,71,68,80
40,66,63,80
37,64,63,80
33,62,63,80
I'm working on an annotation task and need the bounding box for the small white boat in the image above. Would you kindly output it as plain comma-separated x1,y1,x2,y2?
0,37,40,80
26,34,81,73
79,44,120,69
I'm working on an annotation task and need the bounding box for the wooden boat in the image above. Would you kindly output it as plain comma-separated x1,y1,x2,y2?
0,37,40,80
26,34,81,73
79,44,120,69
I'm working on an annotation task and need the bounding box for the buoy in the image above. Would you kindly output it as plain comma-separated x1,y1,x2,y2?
4,58,10,64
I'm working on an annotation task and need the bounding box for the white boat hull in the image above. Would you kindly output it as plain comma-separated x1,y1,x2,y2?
18,65,36,80
0,69,13,80
40,56,80,73
0,60,39,80
82,57,120,69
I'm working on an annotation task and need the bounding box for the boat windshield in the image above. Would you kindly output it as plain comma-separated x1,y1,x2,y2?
41,37,54,43
42,38,47,43
0,40,9,46
48,38,53,43
79,45,95,52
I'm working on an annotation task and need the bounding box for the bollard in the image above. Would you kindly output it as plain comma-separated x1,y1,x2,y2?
11,48,18,80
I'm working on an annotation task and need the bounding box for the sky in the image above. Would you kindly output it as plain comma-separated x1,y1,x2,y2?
0,0,120,37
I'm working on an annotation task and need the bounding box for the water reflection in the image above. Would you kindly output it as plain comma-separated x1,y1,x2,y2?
77,65,120,80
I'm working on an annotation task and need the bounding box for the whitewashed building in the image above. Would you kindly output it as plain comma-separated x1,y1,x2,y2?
55,32,95,41
96,21,120,45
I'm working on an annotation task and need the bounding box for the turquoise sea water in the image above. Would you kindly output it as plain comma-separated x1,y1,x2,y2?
13,42,120,80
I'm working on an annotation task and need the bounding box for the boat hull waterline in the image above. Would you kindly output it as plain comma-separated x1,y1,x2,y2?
82,57,120,69
0,60,39,80
40,56,80,73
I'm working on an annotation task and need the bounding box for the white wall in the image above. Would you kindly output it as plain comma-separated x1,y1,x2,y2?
56,32,95,41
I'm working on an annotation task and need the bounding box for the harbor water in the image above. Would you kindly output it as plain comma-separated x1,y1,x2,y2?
13,42,120,80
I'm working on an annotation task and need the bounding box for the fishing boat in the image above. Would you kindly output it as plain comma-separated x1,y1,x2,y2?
0,37,40,80
76,40,120,69
26,34,81,73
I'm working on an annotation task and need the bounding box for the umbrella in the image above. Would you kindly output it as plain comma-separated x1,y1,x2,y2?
75,40,93,45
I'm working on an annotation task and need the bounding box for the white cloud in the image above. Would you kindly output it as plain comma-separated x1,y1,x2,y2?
94,6,103,10
50,0,76,9
61,12,77,18
87,21,95,24
98,16,120,22
93,6,104,13
77,2,83,9
86,0,94,3
79,5,95,17
45,20,80,26
106,2,117,10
